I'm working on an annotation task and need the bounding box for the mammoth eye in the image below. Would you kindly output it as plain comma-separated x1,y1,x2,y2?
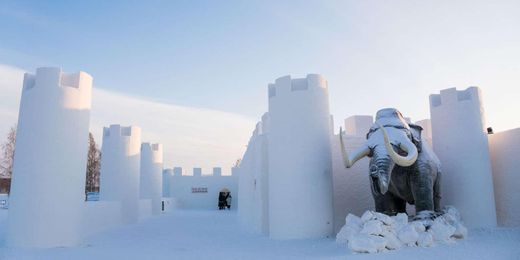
370,165,378,173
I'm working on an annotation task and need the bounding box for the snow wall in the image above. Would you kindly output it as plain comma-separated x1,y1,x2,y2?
167,167,238,210
332,116,374,233
7,68,92,247
83,201,122,237
140,143,163,215
162,168,173,197
238,113,270,235
100,124,142,224
488,128,520,227
139,199,153,220
268,74,333,239
7,67,92,248
430,87,497,228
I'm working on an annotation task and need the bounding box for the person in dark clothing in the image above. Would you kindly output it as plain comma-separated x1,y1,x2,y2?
218,192,226,210
225,193,232,210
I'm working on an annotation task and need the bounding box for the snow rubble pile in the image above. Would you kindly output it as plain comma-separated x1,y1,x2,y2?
336,206,467,253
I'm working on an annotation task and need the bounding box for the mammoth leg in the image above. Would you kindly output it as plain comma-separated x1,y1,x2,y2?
411,163,435,212
433,171,442,212
394,197,407,214
372,191,402,216
372,191,387,213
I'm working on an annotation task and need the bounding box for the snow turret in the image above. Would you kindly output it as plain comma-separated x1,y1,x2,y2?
430,87,497,228
268,74,333,239
8,67,92,247
100,124,142,224
140,143,163,215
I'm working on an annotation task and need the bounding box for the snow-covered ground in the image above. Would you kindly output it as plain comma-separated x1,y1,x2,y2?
0,209,518,260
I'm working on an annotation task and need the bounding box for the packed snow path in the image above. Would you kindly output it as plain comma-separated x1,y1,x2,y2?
0,209,519,259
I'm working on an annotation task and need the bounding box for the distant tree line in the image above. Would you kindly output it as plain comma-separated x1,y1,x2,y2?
0,125,101,195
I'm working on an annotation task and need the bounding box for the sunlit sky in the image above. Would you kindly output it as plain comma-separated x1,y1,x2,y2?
1,0,520,170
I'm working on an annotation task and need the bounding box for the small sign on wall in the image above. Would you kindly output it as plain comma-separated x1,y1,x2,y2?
191,187,208,193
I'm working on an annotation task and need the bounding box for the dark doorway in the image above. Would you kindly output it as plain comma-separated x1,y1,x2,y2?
218,188,232,210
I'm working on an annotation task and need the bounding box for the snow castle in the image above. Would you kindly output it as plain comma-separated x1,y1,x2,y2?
140,143,163,215
238,81,520,237
7,67,92,247
99,124,142,224
267,75,334,239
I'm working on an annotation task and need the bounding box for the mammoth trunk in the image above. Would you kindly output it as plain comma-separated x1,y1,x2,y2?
370,157,394,195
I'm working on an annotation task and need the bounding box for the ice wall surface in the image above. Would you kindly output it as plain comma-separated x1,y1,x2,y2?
430,87,497,228
332,116,374,233
140,143,163,215
238,113,270,235
100,124,142,224
488,128,520,227
7,67,92,247
268,75,333,239
162,168,173,197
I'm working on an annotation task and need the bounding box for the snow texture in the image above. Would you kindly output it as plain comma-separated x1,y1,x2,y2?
99,124,142,225
1,209,518,260
337,207,467,254
430,87,497,228
139,143,163,215
268,75,333,239
82,201,122,237
7,67,92,248
488,128,520,227
238,113,269,235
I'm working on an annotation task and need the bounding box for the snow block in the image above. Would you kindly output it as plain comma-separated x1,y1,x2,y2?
338,209,467,253
7,67,92,248
140,143,163,215
99,124,142,224
330,115,375,233
488,128,520,227
430,87,497,228
162,168,173,197
238,113,270,235
268,75,333,239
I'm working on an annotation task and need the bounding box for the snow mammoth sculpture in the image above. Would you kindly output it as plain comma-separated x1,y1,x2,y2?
340,108,442,215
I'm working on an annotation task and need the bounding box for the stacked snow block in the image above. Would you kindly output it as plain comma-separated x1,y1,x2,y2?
268,74,334,239
430,87,497,228
140,143,164,215
488,129,520,227
238,112,270,235
100,124,142,224
8,67,93,247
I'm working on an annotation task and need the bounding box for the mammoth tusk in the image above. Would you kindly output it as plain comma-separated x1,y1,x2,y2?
339,127,370,168
377,123,418,167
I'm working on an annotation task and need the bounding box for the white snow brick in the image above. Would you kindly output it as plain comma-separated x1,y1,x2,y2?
348,233,387,254
397,224,420,246
429,218,456,242
360,220,384,236
417,232,434,247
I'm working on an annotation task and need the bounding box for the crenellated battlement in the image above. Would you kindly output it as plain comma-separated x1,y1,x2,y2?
22,67,92,92
141,143,163,152
268,74,328,99
103,124,141,138
429,87,481,108
163,167,235,177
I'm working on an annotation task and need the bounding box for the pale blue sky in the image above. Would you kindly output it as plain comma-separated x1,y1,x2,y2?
1,0,520,133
